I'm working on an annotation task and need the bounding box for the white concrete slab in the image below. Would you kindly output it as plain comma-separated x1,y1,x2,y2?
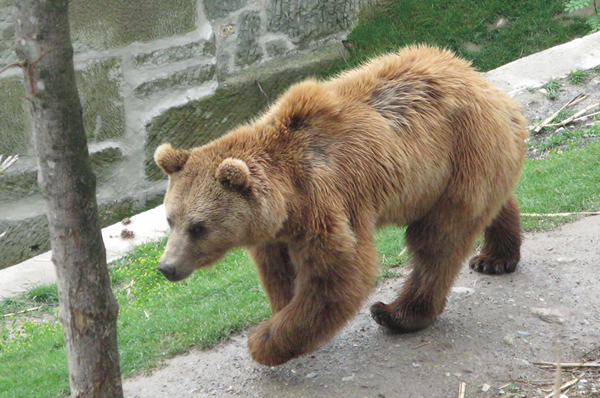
0,205,168,298
484,31,600,95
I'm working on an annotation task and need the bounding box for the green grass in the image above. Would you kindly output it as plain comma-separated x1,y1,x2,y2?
567,69,588,84
518,139,600,230
339,0,589,72
542,78,561,100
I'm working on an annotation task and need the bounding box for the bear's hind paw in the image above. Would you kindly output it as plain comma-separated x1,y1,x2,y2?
469,254,518,275
370,302,432,334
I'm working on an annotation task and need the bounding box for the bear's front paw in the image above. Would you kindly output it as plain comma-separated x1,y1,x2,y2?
370,301,434,333
247,320,299,366
469,254,518,275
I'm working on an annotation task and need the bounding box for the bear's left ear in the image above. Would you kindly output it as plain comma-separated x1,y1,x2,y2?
217,158,251,191
154,143,190,175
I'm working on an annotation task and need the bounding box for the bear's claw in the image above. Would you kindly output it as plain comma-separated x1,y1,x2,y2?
469,255,518,275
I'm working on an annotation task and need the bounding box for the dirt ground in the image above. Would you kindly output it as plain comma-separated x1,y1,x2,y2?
123,75,600,398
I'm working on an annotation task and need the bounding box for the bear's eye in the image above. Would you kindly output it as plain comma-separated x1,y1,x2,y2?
188,222,207,239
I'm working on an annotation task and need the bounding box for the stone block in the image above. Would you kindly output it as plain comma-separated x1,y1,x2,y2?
132,36,217,69
266,39,291,57
133,63,216,99
0,77,31,156
0,0,17,66
76,58,126,142
267,0,354,47
0,168,38,203
235,11,263,67
203,0,247,21
69,0,197,52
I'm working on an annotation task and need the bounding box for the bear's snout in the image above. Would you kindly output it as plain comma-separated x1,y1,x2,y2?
157,262,179,281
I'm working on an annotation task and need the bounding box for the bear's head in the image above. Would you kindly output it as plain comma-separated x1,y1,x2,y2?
154,143,286,281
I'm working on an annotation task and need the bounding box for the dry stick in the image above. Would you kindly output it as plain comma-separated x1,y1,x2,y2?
542,376,582,398
457,381,466,398
546,110,600,127
555,101,600,127
411,340,431,349
552,323,561,398
255,80,269,104
0,61,25,75
532,93,587,133
534,361,600,369
2,306,43,318
521,211,600,217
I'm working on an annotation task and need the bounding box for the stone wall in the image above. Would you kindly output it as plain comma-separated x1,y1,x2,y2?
0,0,375,269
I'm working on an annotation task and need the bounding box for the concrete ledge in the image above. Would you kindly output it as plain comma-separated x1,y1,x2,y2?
484,31,600,95
0,205,167,298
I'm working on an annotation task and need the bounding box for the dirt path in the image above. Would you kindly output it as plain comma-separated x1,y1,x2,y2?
123,214,600,398
123,74,600,398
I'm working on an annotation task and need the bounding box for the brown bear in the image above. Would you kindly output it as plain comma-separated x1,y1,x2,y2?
154,44,528,366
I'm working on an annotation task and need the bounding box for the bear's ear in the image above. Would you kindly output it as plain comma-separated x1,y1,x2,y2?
216,158,250,191
154,143,190,175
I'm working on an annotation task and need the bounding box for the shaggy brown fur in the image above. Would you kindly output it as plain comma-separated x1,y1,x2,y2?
154,45,528,366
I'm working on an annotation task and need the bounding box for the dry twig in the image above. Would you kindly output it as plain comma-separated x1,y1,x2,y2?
457,381,466,398
534,361,600,369
2,306,43,318
521,211,599,217
542,376,582,398
532,94,587,133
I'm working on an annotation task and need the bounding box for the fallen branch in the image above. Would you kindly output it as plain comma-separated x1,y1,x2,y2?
411,340,431,349
542,376,582,398
534,361,600,369
457,381,466,398
521,211,599,217
2,306,43,318
545,110,600,127
0,154,19,173
554,101,600,128
0,61,25,75
532,93,587,133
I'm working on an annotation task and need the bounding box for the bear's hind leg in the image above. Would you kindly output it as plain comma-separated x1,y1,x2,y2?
371,209,484,333
248,243,296,313
469,195,522,275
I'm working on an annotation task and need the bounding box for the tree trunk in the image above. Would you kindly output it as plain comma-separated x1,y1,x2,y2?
14,1,123,396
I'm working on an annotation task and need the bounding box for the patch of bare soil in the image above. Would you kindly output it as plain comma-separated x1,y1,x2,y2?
123,79,600,398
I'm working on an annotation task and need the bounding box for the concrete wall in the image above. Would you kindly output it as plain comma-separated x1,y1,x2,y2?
0,0,375,269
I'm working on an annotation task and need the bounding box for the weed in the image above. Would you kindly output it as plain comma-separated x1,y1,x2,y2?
542,79,561,100
567,68,588,84
22,283,59,305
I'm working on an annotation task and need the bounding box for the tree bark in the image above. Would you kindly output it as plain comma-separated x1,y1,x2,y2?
14,1,123,397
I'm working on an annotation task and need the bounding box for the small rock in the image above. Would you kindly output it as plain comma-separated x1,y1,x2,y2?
503,334,515,345
481,384,491,392
451,287,475,295
557,257,576,263
341,374,355,382
517,331,531,337
530,307,568,323
306,372,317,379
120,228,135,239
121,217,131,225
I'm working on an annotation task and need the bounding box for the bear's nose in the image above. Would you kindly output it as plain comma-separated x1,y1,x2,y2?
157,262,177,281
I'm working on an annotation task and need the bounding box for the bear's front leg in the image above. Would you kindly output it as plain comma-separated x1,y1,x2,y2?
248,233,377,366
248,243,296,313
